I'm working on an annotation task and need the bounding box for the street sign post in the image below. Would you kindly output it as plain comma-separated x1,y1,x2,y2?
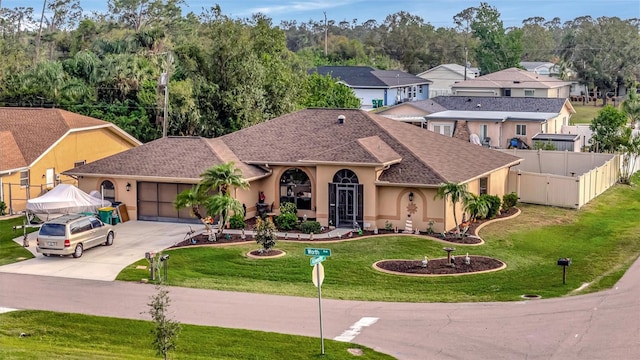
310,255,326,266
312,262,326,355
305,248,332,257
304,247,331,355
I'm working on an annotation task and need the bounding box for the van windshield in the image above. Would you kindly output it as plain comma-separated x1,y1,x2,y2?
39,224,66,236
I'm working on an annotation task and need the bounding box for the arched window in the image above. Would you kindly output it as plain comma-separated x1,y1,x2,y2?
332,169,358,184
279,168,311,210
100,180,116,203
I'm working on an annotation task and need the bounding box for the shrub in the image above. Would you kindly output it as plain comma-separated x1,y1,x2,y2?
502,192,519,211
533,141,556,150
300,221,321,234
275,212,298,231
279,202,297,215
384,220,393,231
480,194,501,219
254,217,277,251
0,201,6,215
229,214,245,229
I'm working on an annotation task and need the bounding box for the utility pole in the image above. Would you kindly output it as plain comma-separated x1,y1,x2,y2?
323,11,328,57
159,52,173,138
464,47,468,80
34,0,47,65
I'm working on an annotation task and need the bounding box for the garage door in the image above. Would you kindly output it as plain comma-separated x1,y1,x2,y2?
137,182,199,223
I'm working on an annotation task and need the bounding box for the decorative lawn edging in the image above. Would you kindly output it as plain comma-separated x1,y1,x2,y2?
246,250,286,259
473,207,521,237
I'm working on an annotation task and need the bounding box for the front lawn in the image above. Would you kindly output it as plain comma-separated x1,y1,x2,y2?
0,217,36,266
0,310,392,359
118,177,640,302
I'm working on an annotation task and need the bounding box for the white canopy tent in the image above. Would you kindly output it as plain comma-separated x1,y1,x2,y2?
26,184,111,221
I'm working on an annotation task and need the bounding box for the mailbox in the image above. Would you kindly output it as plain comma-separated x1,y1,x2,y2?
557,258,571,266
160,254,170,261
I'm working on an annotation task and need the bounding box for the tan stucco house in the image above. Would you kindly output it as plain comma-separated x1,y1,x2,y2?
451,67,572,98
65,109,521,233
0,108,141,214
424,97,576,149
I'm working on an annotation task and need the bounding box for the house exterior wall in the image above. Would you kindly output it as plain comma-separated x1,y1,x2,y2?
354,88,386,110
375,186,445,232
2,128,137,214
418,68,464,97
453,86,570,98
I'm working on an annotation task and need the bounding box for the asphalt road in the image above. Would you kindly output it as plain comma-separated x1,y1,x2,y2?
2,255,639,360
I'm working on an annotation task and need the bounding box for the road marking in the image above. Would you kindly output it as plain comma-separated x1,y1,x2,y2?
0,307,18,314
333,317,379,342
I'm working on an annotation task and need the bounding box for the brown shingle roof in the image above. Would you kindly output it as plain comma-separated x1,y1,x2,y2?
68,109,521,186
66,137,268,181
0,107,136,172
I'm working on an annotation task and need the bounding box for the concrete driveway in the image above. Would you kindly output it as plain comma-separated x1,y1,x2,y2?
0,220,202,281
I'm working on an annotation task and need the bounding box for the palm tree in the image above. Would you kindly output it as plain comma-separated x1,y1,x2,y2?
463,193,490,222
205,193,244,236
200,162,248,196
200,162,249,234
174,183,211,231
434,182,470,235
622,89,640,127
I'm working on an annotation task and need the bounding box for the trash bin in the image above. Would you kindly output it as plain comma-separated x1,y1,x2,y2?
98,207,114,224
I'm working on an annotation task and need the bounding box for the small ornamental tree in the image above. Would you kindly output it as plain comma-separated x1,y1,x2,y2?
254,217,277,253
148,286,181,360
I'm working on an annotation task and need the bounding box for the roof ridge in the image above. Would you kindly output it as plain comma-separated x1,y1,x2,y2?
367,113,448,182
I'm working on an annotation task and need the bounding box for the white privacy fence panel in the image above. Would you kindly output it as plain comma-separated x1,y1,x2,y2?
501,149,620,209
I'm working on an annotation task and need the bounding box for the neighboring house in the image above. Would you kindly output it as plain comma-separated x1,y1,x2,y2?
0,107,141,214
375,100,447,127
520,62,561,77
312,66,431,110
451,67,572,98
417,64,476,98
65,109,521,233
424,96,576,149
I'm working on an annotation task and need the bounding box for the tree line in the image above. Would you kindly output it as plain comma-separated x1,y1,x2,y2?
0,1,638,142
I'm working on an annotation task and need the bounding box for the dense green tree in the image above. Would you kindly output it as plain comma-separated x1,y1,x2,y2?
521,17,555,61
562,17,640,105
302,72,361,108
622,89,640,125
469,3,523,74
590,105,629,152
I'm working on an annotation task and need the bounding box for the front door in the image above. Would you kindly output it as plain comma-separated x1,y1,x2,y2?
336,185,357,227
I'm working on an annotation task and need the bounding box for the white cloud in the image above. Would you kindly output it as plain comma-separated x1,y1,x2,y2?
248,0,361,16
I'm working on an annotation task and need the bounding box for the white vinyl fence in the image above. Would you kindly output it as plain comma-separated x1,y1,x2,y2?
499,149,619,209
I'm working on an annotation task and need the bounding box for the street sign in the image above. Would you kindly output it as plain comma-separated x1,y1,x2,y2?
312,263,325,287
305,248,332,257
310,255,326,266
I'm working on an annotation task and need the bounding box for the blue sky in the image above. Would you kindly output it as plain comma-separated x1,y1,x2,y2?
4,0,639,28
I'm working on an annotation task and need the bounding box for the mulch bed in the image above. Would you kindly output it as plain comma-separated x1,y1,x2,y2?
376,256,504,275
248,249,284,257
169,207,520,249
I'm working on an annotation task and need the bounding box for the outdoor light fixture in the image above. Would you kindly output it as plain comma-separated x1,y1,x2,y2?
126,182,131,192
408,192,414,202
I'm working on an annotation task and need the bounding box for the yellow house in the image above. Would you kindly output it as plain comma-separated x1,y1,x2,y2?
66,109,521,233
0,108,141,214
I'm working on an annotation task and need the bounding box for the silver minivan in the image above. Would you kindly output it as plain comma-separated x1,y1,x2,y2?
36,214,115,258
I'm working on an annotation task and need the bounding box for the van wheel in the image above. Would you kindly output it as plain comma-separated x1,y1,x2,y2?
43,253,50,257
105,232,114,246
73,244,83,258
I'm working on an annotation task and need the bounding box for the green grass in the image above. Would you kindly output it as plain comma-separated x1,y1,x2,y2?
0,310,392,360
118,178,640,303
570,100,619,124
0,217,36,266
